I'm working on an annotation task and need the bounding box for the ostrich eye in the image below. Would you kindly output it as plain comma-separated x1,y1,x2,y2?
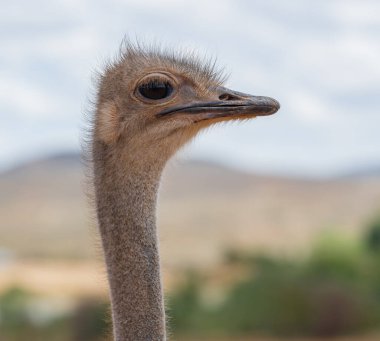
138,80,173,100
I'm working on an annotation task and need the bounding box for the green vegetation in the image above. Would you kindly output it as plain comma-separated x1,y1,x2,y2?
168,216,380,338
0,288,109,341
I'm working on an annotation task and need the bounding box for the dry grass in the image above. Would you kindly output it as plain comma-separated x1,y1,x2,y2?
0,260,107,298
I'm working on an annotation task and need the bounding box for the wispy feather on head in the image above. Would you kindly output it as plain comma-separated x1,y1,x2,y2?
104,38,228,93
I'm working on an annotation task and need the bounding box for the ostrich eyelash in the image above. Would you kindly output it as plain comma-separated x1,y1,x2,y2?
138,75,173,88
139,79,170,88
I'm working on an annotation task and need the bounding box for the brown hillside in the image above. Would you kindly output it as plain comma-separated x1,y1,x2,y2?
1,154,380,270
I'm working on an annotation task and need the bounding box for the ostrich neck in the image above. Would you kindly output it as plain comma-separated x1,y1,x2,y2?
93,142,166,341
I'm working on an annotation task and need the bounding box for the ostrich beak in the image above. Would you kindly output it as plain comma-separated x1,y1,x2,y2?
157,86,280,120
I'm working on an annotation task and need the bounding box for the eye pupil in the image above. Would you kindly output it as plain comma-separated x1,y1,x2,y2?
138,81,173,100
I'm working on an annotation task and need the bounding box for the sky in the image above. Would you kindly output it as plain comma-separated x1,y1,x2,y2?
1,0,379,177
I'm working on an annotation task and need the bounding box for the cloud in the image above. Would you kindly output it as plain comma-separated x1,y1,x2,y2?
287,90,336,124
0,0,379,176
331,0,380,27
0,76,60,119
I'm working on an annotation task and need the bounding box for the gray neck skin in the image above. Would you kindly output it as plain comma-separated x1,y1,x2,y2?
93,141,166,341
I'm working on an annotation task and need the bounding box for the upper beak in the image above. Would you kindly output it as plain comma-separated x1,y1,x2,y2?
156,86,280,120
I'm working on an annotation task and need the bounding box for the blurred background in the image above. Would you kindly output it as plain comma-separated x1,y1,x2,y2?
1,0,380,340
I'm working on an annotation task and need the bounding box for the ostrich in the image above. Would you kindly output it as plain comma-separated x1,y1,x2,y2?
89,43,279,341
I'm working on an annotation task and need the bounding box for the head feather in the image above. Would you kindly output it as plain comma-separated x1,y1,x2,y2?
110,39,228,92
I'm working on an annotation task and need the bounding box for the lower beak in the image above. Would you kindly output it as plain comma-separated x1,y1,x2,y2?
157,87,280,121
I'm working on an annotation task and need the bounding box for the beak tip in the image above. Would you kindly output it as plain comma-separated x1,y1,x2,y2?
268,98,280,115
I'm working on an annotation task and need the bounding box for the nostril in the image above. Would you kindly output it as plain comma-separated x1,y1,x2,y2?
219,93,241,101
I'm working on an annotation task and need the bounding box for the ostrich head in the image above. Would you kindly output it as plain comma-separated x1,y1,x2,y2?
94,44,279,164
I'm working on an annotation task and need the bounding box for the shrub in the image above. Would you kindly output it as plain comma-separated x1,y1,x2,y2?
168,232,380,338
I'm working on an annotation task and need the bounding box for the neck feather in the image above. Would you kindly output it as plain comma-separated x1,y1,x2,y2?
93,141,167,341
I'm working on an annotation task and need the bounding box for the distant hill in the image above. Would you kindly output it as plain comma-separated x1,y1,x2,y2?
1,153,380,269
0,152,87,259
340,165,380,179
